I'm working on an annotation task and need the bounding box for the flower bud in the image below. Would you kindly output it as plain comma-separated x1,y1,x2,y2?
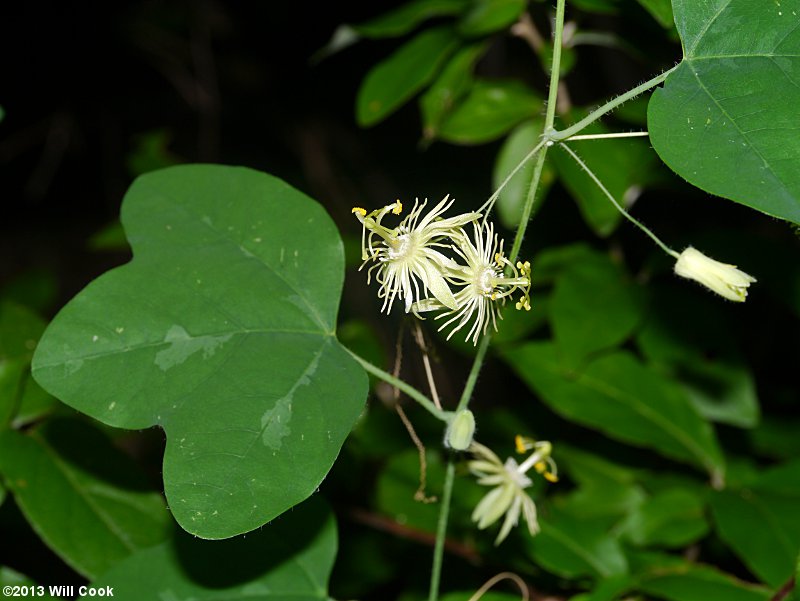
674,246,756,302
445,409,476,451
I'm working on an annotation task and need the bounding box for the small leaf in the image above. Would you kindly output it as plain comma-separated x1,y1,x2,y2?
649,0,800,224
502,343,725,478
421,43,487,139
355,0,468,38
92,497,336,601
0,419,171,579
492,119,555,229
31,165,367,539
526,508,629,579
457,0,526,37
437,79,541,144
357,27,459,126
550,252,644,368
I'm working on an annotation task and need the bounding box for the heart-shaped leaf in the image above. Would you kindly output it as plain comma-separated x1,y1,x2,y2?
32,165,367,539
648,0,800,224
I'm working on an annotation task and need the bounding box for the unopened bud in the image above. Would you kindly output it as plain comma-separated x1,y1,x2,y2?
674,246,756,302
445,409,476,451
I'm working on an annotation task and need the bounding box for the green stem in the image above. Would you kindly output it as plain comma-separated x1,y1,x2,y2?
344,346,449,421
456,334,491,412
428,458,456,601
427,3,567,601
478,140,546,216
559,143,679,258
567,131,648,141
550,65,677,142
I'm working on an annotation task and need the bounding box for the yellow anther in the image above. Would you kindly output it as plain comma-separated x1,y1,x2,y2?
515,435,527,454
544,472,559,483
352,207,367,216
392,200,403,215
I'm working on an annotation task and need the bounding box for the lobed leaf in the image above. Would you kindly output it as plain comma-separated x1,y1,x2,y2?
31,165,367,539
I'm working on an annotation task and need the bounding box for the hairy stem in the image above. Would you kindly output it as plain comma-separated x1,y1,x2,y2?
551,65,678,142
344,346,448,421
566,131,649,141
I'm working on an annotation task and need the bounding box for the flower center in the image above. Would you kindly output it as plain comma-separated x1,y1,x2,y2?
387,232,414,261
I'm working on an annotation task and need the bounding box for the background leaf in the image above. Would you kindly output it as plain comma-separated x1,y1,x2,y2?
503,343,725,478
31,165,367,539
0,419,170,578
550,251,644,369
492,119,555,229
436,79,541,144
710,461,800,587
457,0,526,37
92,497,336,601
357,27,459,126
648,0,800,224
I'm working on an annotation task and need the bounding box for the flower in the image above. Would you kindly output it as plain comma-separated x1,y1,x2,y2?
673,246,756,302
467,436,557,545
415,221,531,345
353,197,480,313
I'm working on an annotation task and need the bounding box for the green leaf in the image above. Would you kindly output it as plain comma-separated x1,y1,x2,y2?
632,555,773,601
618,488,709,548
31,165,367,539
0,301,47,428
552,126,656,237
12,372,58,428
357,27,459,126
710,486,800,587
457,0,526,37
92,497,336,601
637,287,760,428
502,343,725,478
0,419,170,579
526,508,629,579
634,0,674,28
550,252,644,368
0,568,58,599
437,79,541,144
421,43,487,139
648,0,800,224
493,119,556,230
355,0,468,38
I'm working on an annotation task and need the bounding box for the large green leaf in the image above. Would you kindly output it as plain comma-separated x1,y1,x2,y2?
357,27,459,126
0,419,170,579
31,165,367,539
502,343,725,479
92,497,336,601
648,0,800,224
